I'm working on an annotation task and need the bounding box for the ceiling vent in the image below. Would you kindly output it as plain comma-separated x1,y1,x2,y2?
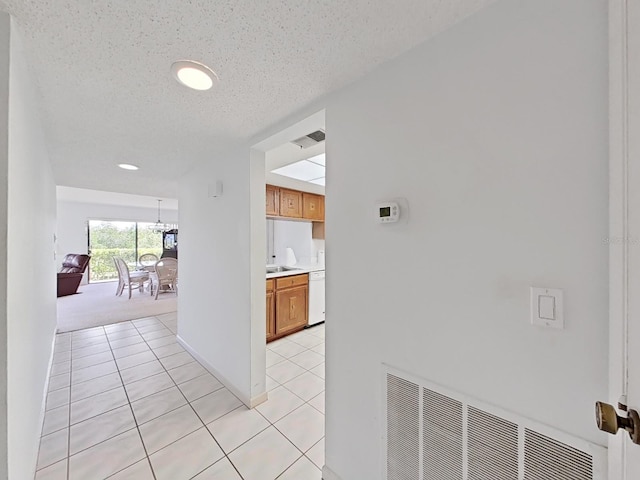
291,129,325,149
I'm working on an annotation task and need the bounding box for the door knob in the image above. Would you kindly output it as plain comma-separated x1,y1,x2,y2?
595,401,640,444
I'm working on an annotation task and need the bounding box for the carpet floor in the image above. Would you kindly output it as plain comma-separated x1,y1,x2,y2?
57,281,177,332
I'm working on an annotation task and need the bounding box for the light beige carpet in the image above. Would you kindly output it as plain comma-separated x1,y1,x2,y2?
57,281,177,332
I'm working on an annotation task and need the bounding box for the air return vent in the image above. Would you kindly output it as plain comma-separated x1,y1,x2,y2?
468,407,518,480
386,374,419,480
423,389,463,480
524,429,593,480
291,129,325,148
383,366,605,480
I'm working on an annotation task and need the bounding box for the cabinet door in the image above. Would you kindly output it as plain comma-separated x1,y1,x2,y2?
275,285,308,335
303,193,325,221
279,189,303,218
266,185,279,216
266,291,276,341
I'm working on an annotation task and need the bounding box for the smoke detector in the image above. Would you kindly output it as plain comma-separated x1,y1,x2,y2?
291,129,325,149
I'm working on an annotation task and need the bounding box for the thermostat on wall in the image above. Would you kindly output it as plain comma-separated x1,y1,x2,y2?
376,201,400,223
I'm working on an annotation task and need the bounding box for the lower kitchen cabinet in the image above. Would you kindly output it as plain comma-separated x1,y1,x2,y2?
275,284,308,336
267,274,309,342
266,279,275,341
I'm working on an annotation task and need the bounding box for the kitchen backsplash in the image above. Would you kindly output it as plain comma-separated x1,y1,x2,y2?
267,219,325,266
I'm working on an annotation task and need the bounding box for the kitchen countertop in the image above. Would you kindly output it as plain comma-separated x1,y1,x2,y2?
266,263,325,279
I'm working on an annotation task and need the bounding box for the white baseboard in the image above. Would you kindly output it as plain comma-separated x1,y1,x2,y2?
32,326,58,478
249,390,268,408
322,465,342,480
177,335,268,409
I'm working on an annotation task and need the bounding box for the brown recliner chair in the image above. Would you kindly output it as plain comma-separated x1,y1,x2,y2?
57,254,91,297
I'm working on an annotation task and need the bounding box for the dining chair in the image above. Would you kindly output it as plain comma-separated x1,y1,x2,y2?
150,258,178,300
138,253,159,270
113,257,149,299
138,253,159,292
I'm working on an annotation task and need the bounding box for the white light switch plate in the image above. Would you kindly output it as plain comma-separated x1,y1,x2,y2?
530,287,564,329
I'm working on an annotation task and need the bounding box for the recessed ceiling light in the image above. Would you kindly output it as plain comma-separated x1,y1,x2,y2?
171,60,218,91
118,163,139,170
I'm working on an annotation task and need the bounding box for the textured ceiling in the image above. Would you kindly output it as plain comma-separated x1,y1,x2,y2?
1,0,496,197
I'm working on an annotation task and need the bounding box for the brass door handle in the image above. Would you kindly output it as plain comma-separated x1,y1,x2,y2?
595,401,640,444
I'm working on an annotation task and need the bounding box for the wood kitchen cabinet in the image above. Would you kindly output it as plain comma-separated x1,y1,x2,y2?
266,184,324,222
267,273,308,342
279,188,303,218
266,185,279,217
266,279,275,341
302,193,324,221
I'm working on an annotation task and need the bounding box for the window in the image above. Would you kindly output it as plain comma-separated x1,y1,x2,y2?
88,220,164,282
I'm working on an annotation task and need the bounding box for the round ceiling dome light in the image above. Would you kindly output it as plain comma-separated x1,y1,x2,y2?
171,60,218,91
118,163,139,170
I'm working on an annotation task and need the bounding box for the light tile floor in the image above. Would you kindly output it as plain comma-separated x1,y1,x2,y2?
35,313,325,480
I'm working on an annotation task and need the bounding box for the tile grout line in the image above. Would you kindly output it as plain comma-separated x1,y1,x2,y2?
67,325,136,477
145,317,247,480
128,318,247,480
249,333,327,474
67,327,104,479
267,337,326,409
44,318,324,479
104,321,159,480
131,316,274,478
63,331,151,467
263,330,327,474
36,321,174,477
52,322,158,479
35,332,72,479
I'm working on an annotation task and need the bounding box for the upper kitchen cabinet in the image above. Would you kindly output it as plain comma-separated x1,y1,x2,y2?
266,184,325,222
279,188,303,218
302,193,324,221
266,184,279,216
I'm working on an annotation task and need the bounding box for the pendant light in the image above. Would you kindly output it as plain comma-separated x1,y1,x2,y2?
150,199,169,233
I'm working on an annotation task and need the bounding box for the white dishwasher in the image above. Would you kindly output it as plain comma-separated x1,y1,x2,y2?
308,270,325,326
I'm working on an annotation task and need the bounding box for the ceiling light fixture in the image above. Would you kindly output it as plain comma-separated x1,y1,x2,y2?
118,163,139,170
150,199,170,233
171,60,218,91
272,160,325,182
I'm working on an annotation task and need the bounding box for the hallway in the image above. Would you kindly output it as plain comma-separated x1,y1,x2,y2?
35,314,325,479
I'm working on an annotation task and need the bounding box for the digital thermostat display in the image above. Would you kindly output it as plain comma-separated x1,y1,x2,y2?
376,202,400,223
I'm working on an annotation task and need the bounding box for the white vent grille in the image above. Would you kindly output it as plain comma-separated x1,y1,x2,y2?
291,129,325,148
423,389,463,480
383,366,605,480
468,407,518,480
386,373,420,480
524,429,593,480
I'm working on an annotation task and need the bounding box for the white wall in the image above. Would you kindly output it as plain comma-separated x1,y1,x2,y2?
5,16,58,479
0,12,10,479
324,0,608,478
177,145,266,406
56,199,178,282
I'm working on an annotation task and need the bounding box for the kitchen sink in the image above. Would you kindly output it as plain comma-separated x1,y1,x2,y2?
266,266,300,274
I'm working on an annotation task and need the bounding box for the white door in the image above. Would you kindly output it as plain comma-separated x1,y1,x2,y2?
609,1,640,477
